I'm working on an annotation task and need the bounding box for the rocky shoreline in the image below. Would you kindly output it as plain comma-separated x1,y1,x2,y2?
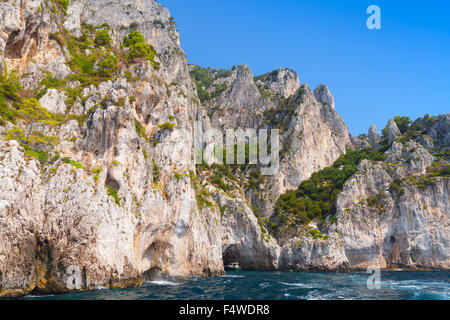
0,0,448,298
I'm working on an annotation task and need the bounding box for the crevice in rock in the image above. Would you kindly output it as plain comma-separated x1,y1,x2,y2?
82,267,87,288
30,237,53,295
101,113,107,150
5,18,40,59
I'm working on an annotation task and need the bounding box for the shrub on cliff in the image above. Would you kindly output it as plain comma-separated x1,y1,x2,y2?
97,52,119,78
123,31,159,68
0,69,21,102
389,179,405,195
393,116,412,134
157,121,175,131
94,29,112,47
56,0,70,15
0,95,18,125
106,186,120,205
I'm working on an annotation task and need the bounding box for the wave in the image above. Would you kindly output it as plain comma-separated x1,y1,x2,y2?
95,286,107,290
25,294,55,299
144,280,180,286
279,282,317,289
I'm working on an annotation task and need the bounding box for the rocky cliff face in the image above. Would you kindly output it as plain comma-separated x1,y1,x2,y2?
192,63,351,207
333,142,449,270
0,0,448,298
0,0,223,298
254,67,300,99
268,84,350,197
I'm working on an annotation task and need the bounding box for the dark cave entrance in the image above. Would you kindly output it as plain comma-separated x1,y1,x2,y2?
223,245,242,267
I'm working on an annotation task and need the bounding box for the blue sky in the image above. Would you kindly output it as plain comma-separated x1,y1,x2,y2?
159,0,450,135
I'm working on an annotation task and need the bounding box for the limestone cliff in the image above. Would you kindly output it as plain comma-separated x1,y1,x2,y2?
333,141,449,270
0,0,448,299
0,0,223,298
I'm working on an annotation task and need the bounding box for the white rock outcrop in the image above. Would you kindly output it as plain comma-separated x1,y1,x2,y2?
39,89,67,114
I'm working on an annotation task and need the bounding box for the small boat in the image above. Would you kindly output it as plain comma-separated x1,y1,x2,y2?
225,262,242,271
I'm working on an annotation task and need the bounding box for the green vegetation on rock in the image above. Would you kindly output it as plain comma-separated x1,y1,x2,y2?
94,29,112,47
389,179,405,196
157,122,175,131
152,160,160,182
123,30,159,69
106,185,120,205
1,90,63,163
56,0,70,15
274,148,387,228
262,88,307,133
189,65,231,103
0,68,21,124
92,167,103,182
61,157,84,169
135,119,148,141
393,116,412,134
174,172,182,181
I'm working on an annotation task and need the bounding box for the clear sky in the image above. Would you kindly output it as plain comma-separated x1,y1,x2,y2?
159,0,450,135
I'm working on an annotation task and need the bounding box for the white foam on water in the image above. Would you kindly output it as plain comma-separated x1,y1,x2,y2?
221,275,244,278
144,280,180,286
95,286,107,290
279,282,317,289
304,290,327,300
259,282,271,288
25,294,55,298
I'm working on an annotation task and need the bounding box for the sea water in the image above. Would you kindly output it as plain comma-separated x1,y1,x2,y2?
24,271,449,300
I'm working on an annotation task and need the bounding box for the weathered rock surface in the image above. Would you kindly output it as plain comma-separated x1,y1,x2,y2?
413,114,450,150
207,64,271,129
278,234,350,272
39,89,67,114
269,85,351,198
215,189,280,270
255,67,300,99
332,143,449,270
0,0,448,299
351,134,371,150
368,125,381,150
314,85,335,109
387,118,401,144
0,141,43,298
0,0,223,298
0,0,71,85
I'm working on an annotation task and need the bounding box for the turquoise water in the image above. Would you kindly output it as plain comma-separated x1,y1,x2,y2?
25,271,449,300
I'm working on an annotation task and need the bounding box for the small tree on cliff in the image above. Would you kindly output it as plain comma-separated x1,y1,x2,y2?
18,98,56,137
122,30,159,68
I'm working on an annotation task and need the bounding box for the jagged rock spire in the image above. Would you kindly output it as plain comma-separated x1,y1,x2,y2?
314,84,335,109
368,125,381,150
386,118,401,144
